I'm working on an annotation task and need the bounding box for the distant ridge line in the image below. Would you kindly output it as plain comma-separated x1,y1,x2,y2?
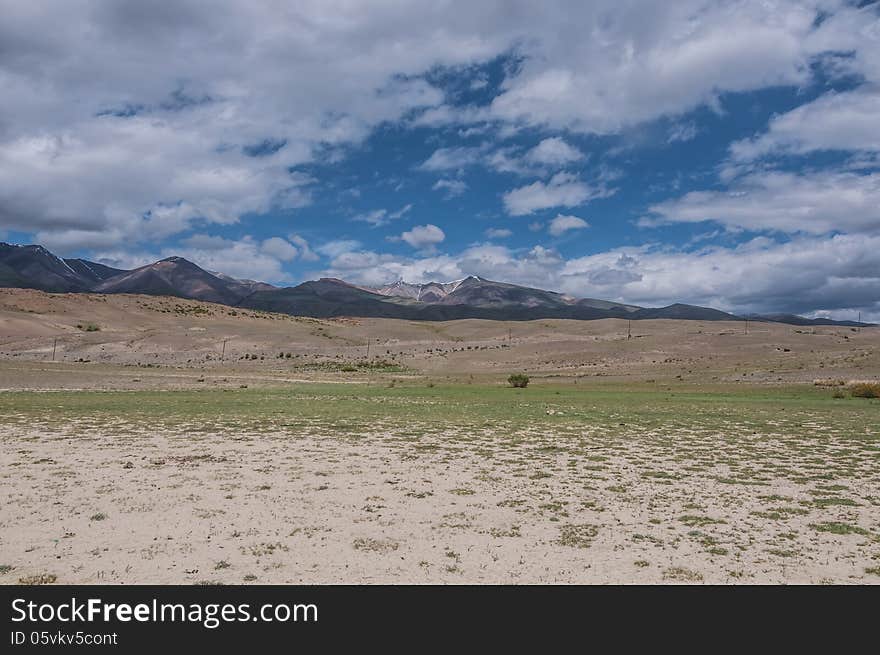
0,242,873,327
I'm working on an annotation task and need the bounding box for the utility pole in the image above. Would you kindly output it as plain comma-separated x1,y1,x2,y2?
365,337,370,360
221,339,227,360
627,320,632,339
52,337,57,362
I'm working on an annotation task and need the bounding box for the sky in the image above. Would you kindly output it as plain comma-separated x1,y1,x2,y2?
1,1,879,320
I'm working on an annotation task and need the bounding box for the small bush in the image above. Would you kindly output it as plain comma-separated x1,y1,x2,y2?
508,373,530,388
850,382,880,398
76,323,100,332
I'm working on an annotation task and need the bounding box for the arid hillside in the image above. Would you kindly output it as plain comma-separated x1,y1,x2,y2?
0,288,877,390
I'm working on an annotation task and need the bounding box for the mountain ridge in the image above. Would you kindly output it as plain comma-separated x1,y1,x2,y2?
0,242,873,326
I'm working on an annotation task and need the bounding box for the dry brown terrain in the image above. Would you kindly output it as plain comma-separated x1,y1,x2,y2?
0,287,877,388
1,288,878,584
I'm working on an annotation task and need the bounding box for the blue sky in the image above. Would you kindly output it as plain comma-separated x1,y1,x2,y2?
1,1,879,319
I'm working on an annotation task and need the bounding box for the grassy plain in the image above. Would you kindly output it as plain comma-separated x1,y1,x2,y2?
2,381,878,584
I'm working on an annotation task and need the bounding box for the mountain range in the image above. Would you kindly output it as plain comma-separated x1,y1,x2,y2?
0,242,871,326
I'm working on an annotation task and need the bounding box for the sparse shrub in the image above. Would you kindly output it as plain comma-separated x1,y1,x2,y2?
849,382,880,398
18,573,57,585
76,323,100,332
814,378,845,387
556,523,599,548
90,512,107,521
508,373,530,388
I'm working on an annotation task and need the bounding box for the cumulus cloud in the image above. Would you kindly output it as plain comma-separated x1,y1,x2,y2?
419,146,485,171
318,235,880,320
316,239,362,258
289,234,318,262
485,227,513,239
547,214,589,236
503,172,611,216
486,2,859,134
432,179,468,198
524,137,584,166
399,224,446,249
647,170,880,235
1,1,512,248
260,237,299,261
730,89,880,161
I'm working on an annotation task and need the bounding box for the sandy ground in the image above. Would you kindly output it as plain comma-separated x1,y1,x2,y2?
3,417,878,584
1,288,878,584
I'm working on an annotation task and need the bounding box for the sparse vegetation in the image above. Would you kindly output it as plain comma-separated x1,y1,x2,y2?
663,567,703,582
849,382,880,398
353,538,399,553
556,523,599,548
507,373,530,388
76,322,100,332
18,573,57,585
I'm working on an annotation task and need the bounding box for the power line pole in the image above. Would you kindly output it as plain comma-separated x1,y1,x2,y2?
52,337,57,362
221,339,227,360
627,320,632,339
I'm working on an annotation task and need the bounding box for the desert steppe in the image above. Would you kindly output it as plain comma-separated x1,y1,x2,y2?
1,288,878,584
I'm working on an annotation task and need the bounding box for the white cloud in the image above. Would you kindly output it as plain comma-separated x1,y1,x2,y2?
260,237,299,261
548,214,589,236
419,146,485,171
353,210,389,227
524,137,584,166
399,224,446,249
289,234,318,262
432,179,468,197
318,235,880,320
730,89,880,161
485,227,513,239
316,239,362,258
503,172,611,216
1,2,874,252
667,122,699,144
352,204,411,227
648,170,880,235
486,2,854,134
560,235,880,318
